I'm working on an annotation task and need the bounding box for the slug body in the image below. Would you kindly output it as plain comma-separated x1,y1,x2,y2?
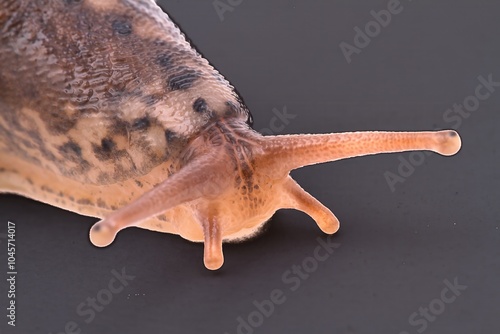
0,0,461,270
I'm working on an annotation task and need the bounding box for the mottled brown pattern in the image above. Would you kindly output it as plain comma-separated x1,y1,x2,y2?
0,0,250,185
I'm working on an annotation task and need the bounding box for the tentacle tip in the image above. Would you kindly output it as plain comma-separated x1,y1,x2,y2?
204,255,224,271
435,130,462,156
320,222,340,235
89,220,117,247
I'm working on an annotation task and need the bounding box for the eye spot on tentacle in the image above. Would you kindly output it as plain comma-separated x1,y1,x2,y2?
193,97,208,113
112,19,132,35
168,66,200,91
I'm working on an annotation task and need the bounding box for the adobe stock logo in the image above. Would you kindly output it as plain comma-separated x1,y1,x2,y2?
384,73,499,192
213,0,244,22
399,277,467,334
258,106,296,135
48,267,135,334
339,0,410,64
223,236,340,334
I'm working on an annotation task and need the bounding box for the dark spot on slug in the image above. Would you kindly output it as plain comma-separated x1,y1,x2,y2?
48,112,77,134
101,138,116,152
165,129,177,143
93,138,116,161
59,141,82,161
142,94,161,106
153,39,168,47
132,117,150,131
135,180,144,188
112,19,132,35
23,129,55,162
77,198,93,206
246,111,254,127
168,66,199,91
193,97,208,113
41,185,54,194
64,0,82,5
111,118,129,136
97,172,111,184
225,101,239,116
97,198,109,209
156,53,173,70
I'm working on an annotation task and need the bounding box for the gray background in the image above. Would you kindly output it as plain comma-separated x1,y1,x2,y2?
1,0,499,333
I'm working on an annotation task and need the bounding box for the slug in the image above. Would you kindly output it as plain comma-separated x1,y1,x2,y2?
0,0,461,270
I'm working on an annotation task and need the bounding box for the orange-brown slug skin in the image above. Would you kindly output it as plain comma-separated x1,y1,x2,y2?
0,0,462,270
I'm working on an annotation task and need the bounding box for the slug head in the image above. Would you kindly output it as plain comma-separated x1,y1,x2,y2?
90,117,461,270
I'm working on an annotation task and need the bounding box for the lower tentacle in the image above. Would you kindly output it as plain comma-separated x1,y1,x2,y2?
281,176,340,234
201,212,224,270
